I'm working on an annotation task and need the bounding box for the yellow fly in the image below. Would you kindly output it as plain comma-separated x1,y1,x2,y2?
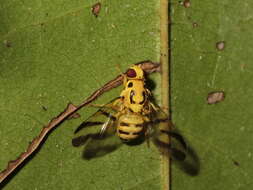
72,65,187,160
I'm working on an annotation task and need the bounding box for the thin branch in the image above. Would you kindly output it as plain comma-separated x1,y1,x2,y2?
0,61,160,184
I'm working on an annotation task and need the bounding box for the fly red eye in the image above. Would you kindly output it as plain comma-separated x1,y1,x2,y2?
126,69,136,78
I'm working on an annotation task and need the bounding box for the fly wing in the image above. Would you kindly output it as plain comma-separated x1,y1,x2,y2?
147,104,200,175
148,104,187,161
72,98,123,159
152,127,187,161
82,129,122,160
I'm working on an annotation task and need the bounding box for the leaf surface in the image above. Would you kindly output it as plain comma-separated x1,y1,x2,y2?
171,0,253,189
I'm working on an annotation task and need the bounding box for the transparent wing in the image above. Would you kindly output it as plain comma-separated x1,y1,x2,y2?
147,103,188,161
148,103,200,175
72,98,123,160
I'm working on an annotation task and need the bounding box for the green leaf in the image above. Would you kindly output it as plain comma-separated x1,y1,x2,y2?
0,0,161,189
3,0,251,189
171,0,253,189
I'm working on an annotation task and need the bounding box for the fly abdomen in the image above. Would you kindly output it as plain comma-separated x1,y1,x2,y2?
117,115,145,141
117,112,145,142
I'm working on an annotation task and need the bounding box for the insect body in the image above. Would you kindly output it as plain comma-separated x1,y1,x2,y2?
72,65,187,160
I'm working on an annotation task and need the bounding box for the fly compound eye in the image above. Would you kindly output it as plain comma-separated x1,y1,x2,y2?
126,68,137,78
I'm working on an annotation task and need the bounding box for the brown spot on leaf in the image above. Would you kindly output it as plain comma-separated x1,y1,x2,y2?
92,2,101,17
183,0,191,8
216,41,225,51
207,91,225,104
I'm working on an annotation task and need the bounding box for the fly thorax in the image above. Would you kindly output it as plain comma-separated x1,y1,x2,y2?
123,81,146,112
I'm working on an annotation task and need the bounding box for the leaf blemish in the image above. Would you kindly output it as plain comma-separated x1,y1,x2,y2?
92,2,101,17
216,41,225,51
207,91,225,104
183,0,191,8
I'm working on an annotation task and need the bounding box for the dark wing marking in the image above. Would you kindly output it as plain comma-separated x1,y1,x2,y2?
72,97,123,159
149,105,200,174
72,133,98,147
160,130,187,150
72,109,117,146
73,97,121,137
147,104,187,161
153,139,186,161
74,121,104,134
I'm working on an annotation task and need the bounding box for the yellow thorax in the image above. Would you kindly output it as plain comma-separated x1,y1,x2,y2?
120,65,149,113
